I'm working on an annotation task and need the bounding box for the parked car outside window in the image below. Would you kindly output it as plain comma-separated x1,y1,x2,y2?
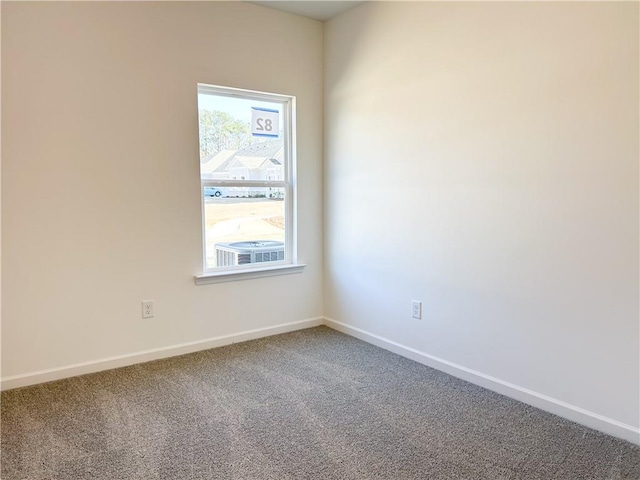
204,187,224,197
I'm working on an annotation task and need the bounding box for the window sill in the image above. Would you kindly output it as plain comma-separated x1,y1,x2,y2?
194,263,306,285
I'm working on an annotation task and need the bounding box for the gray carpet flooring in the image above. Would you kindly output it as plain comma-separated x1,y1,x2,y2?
1,326,639,479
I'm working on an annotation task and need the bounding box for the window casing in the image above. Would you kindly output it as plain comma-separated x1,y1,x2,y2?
196,84,298,280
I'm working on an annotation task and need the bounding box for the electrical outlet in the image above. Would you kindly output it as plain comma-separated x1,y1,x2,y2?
142,300,154,319
411,300,422,319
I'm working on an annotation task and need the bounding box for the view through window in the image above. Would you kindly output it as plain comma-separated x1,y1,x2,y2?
197,84,295,272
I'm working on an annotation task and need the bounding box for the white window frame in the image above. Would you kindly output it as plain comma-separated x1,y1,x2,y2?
194,84,304,285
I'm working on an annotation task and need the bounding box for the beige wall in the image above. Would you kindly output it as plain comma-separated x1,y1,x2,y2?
324,2,639,430
2,2,323,377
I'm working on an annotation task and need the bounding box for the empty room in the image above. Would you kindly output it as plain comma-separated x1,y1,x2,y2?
1,1,638,478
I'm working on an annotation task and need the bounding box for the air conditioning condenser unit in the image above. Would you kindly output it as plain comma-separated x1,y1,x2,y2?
215,240,285,267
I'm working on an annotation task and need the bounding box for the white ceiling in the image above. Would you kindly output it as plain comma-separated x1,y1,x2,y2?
248,1,363,21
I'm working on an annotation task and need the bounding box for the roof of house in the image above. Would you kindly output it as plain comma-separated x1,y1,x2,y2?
238,139,284,159
206,139,284,173
201,150,237,174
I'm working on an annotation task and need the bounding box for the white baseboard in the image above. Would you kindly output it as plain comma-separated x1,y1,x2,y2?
323,317,640,446
1,317,323,391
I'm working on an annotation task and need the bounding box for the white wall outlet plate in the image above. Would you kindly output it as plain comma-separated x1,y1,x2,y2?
142,300,154,319
411,300,422,319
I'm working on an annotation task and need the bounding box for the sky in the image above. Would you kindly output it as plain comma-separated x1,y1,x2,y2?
198,93,283,126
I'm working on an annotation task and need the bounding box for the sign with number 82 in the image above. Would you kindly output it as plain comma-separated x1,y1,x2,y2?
251,107,279,138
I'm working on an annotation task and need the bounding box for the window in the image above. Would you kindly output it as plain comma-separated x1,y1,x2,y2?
195,84,302,283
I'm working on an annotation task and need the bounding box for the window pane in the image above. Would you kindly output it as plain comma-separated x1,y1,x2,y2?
198,94,284,182
203,187,286,269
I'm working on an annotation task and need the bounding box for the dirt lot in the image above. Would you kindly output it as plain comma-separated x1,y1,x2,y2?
204,198,285,245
